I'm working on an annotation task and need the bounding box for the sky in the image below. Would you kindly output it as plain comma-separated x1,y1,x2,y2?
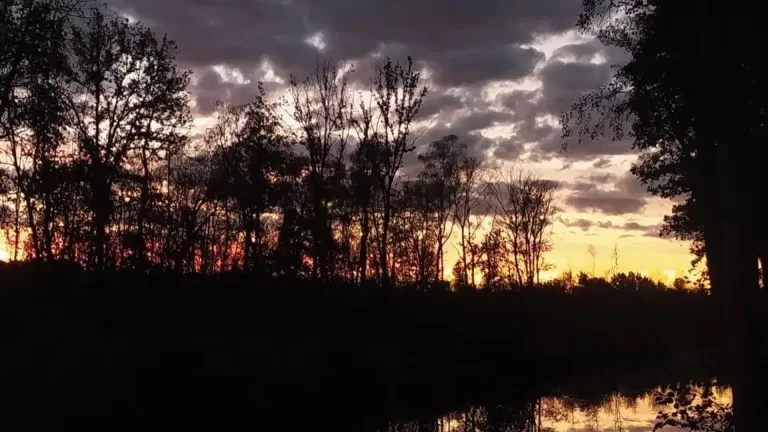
104,0,698,282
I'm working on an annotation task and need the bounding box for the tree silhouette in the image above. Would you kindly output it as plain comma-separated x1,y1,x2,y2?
418,135,464,281
452,153,488,288
564,0,767,428
490,167,558,286
370,57,428,287
65,9,190,269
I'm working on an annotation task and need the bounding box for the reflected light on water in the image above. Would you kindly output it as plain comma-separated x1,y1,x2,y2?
379,386,732,432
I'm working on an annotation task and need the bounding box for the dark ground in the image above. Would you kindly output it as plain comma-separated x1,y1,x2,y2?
0,262,731,428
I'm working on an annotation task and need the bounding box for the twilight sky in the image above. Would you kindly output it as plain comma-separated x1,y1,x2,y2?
107,0,696,281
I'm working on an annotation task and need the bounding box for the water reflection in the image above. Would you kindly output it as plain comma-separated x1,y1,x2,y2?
378,385,732,432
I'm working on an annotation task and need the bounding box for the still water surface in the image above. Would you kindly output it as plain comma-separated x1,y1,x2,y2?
377,385,732,432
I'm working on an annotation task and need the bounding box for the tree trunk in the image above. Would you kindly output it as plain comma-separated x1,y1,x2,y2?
42,193,54,261
359,207,369,284
135,178,151,271
696,4,762,429
380,194,391,288
243,216,253,271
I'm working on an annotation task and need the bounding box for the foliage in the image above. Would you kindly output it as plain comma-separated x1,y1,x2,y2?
653,383,733,432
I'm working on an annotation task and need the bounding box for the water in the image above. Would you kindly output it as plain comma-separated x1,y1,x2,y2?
376,385,732,432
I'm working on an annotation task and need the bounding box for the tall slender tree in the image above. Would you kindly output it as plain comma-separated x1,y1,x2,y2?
370,57,428,287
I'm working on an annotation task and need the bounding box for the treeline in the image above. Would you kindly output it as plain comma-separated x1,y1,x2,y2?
1,0,561,288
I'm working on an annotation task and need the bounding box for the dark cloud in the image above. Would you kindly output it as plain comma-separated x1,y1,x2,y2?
624,221,648,231
615,172,647,196
451,110,513,132
425,45,544,87
111,0,580,80
592,157,612,169
529,58,633,160
645,228,672,239
491,40,636,162
624,221,667,237
551,40,603,63
538,60,613,117
563,171,652,216
191,67,282,115
570,181,599,193
419,92,465,118
314,0,581,63
562,218,653,232
582,172,618,185
406,109,524,174
561,218,595,231
110,0,642,165
565,192,646,215
400,126,498,177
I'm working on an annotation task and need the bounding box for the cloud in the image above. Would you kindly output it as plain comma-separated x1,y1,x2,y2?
191,67,282,115
490,40,635,162
425,45,544,87
592,157,612,169
537,60,613,116
564,174,648,216
111,0,580,78
561,218,608,231
530,57,632,160
109,0,645,180
581,172,618,185
615,172,647,196
565,192,646,215
408,109,524,173
551,40,603,63
562,218,650,232
419,92,465,118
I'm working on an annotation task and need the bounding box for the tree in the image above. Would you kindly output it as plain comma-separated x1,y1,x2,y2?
587,244,597,277
418,134,464,281
349,101,379,284
64,9,191,269
0,0,88,129
453,154,488,288
0,0,84,260
478,226,510,291
370,57,428,287
398,178,438,288
207,87,289,273
165,150,216,272
288,60,351,281
565,1,766,428
490,167,558,286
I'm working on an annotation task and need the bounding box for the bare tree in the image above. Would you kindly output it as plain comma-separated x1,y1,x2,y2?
370,57,428,287
453,154,488,287
490,166,558,286
349,96,379,284
288,59,351,281
418,135,464,281
609,242,619,277
587,244,597,277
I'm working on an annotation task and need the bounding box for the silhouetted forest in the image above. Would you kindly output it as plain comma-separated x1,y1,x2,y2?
0,1,566,288
2,0,768,428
